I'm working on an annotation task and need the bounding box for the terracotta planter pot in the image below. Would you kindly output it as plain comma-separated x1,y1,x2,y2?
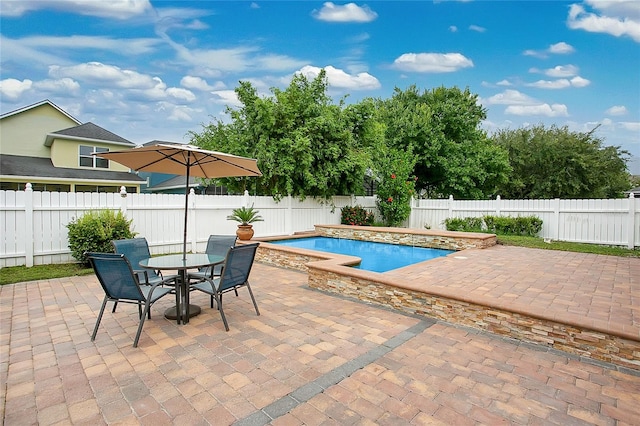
236,224,254,241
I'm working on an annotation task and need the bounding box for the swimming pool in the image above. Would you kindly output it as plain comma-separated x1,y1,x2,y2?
270,236,453,273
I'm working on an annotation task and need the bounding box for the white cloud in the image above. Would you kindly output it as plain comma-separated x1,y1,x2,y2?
526,76,590,89
544,64,579,78
496,79,512,86
527,79,572,89
620,121,640,132
20,35,159,55
0,0,153,19
33,78,81,93
0,78,33,100
606,105,628,115
392,53,473,73
49,62,158,89
210,90,242,108
166,87,196,102
469,25,486,33
570,76,590,87
505,104,569,117
312,2,378,23
255,54,311,71
568,3,640,42
548,42,575,54
47,62,195,102
296,65,381,90
484,89,537,105
449,26,458,32
523,41,576,58
181,76,225,91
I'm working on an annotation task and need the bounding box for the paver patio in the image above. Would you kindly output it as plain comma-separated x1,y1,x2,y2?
1,246,639,425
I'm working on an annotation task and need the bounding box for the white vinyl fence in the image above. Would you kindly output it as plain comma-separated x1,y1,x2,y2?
1,187,638,268
409,195,639,249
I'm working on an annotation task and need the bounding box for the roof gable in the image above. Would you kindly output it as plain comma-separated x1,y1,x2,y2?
45,122,134,146
0,99,80,124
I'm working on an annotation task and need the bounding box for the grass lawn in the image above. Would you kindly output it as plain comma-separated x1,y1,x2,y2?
0,236,638,286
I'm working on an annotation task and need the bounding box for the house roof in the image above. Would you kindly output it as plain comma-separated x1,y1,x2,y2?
144,140,185,146
0,99,81,124
45,122,134,147
147,175,200,191
0,154,144,183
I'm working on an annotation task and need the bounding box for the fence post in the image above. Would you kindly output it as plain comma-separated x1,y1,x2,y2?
243,189,250,208
496,195,501,216
286,195,293,235
119,186,128,216
628,192,636,249
448,195,454,219
25,183,34,267
189,189,197,253
553,198,560,241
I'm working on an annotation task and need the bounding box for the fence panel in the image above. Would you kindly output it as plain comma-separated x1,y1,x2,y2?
1,189,637,268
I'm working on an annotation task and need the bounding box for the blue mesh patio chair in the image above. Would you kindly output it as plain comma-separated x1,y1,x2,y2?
112,237,177,317
189,243,260,331
187,235,237,289
112,238,173,285
86,252,175,347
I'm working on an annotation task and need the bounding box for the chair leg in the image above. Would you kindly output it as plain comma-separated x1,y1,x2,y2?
214,292,229,331
246,282,260,316
133,301,151,348
112,301,118,313
92,296,109,341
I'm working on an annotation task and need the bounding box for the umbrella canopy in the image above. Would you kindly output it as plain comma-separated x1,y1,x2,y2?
96,143,261,258
97,143,262,178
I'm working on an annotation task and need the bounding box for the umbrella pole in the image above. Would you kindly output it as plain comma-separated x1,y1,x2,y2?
182,153,191,260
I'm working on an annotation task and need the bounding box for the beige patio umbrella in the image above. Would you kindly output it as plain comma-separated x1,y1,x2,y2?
96,143,262,258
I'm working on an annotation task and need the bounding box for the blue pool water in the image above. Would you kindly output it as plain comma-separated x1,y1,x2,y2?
270,236,453,273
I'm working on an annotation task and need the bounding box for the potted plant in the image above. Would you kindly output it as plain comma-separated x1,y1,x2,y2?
227,205,263,240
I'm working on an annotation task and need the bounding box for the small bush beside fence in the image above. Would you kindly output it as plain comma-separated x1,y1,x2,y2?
444,215,543,237
67,210,137,264
340,205,374,226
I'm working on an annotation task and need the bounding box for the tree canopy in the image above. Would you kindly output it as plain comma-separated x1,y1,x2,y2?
189,71,375,200
189,69,632,203
374,85,511,199
492,124,631,199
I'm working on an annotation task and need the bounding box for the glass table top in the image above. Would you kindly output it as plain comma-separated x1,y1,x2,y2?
139,253,225,270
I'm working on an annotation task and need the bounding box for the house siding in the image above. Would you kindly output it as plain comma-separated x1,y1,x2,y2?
0,103,79,158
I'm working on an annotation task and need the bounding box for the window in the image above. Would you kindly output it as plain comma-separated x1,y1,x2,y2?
79,146,109,168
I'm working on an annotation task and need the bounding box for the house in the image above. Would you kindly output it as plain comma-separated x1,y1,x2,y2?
0,100,144,192
625,187,640,198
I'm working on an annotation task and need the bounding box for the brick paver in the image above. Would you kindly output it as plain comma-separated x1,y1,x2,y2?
1,247,639,425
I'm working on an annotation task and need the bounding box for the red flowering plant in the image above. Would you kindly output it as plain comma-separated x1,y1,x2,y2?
340,205,374,226
373,147,417,227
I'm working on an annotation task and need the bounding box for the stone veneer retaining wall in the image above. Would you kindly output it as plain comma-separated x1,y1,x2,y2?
254,225,639,371
315,224,497,250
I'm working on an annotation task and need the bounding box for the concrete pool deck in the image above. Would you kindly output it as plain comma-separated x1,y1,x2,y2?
1,246,639,425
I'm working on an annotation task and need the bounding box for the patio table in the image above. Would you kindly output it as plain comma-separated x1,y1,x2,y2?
140,253,225,325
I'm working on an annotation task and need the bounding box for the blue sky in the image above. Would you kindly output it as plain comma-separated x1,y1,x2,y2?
1,0,639,173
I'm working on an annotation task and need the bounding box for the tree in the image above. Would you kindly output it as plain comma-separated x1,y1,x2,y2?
492,124,631,199
375,85,510,199
372,146,417,226
189,71,376,200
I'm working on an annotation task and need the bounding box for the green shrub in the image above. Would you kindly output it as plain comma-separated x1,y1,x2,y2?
484,215,542,237
444,215,543,237
67,210,137,264
443,217,484,232
340,205,374,226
